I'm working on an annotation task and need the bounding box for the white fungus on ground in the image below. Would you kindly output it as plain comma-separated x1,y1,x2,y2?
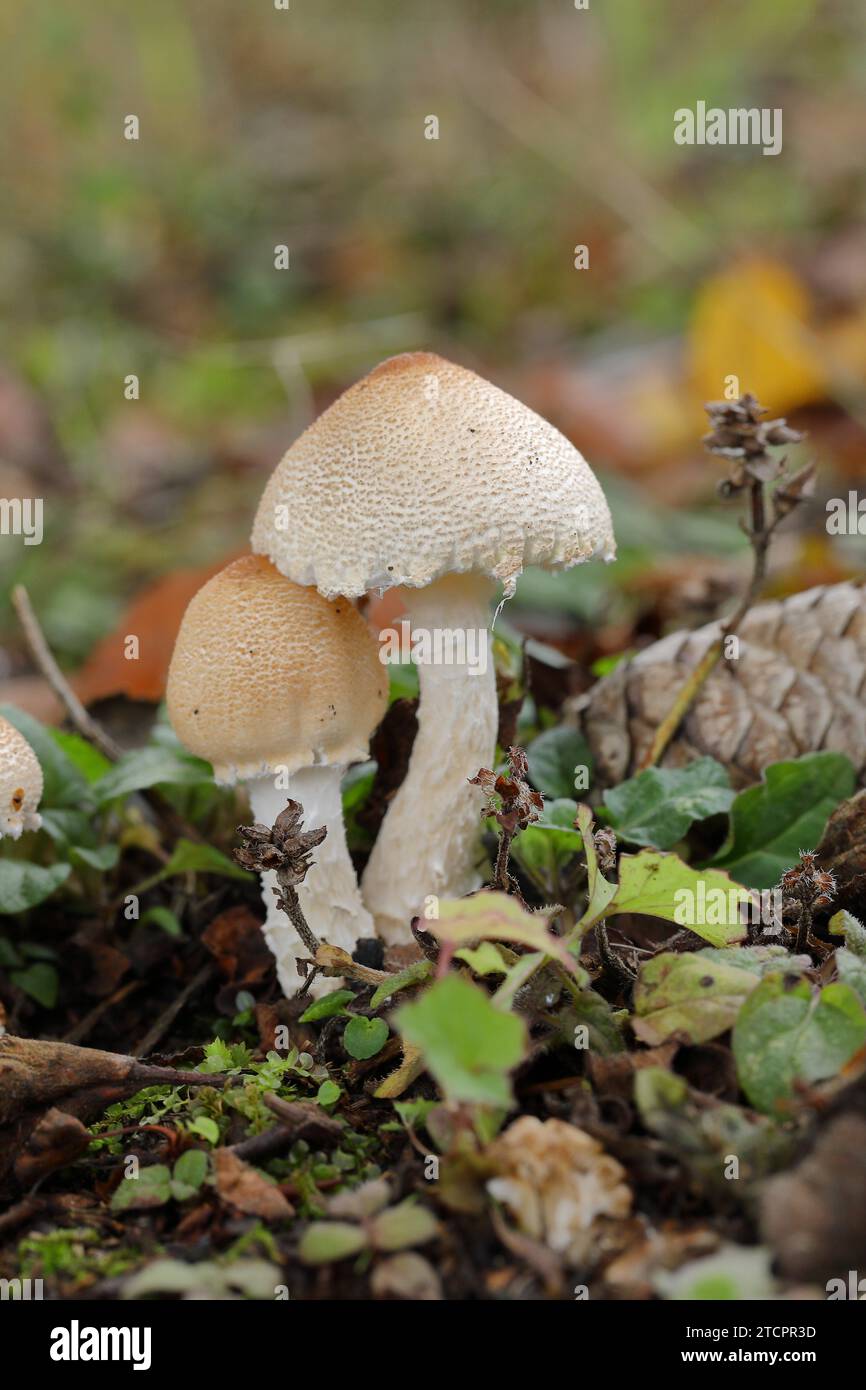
251,352,615,944
166,555,387,996
0,715,43,840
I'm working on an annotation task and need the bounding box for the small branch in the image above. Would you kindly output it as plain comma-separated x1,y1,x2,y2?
639,398,808,772
12,582,206,845
13,584,122,760
133,963,214,1058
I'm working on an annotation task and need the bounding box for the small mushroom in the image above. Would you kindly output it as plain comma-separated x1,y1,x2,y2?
252,352,614,942
166,556,387,996
0,715,43,840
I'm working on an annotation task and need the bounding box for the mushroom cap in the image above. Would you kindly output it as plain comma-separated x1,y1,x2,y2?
0,715,43,839
251,351,615,598
166,555,388,783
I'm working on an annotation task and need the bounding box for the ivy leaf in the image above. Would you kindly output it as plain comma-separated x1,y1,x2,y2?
732,974,866,1114
111,1164,173,1211
93,746,214,806
575,840,750,948
429,891,579,975
633,946,806,1045
395,974,526,1109
709,752,856,889
526,727,592,799
0,860,71,914
343,1016,389,1060
604,757,734,850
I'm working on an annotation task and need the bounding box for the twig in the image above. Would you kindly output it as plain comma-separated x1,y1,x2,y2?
639,399,808,771
12,584,122,760
132,962,214,1058
12,582,206,844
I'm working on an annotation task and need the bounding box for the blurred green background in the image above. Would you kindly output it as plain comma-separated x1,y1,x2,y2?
0,0,863,703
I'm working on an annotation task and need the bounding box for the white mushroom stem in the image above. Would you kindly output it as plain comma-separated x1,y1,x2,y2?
248,764,373,998
362,572,498,944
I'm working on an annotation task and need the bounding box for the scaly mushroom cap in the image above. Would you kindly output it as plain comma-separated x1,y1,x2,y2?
166,556,388,783
0,715,43,839
252,352,615,598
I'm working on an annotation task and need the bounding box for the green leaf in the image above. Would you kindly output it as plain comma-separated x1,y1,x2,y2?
300,989,355,1023
454,942,510,976
604,757,734,850
69,843,120,872
655,1246,776,1301
156,840,251,884
140,906,184,938
171,1148,209,1199
733,974,866,1114
577,848,750,947
299,1222,368,1264
316,1079,341,1107
369,960,433,1010
565,987,626,1055
429,890,579,975
526,727,592,799
635,1067,796,1193
829,912,866,1007
343,1016,389,1060
0,860,71,914
396,974,526,1108
188,1116,220,1145
633,946,805,1045
0,705,89,808
112,1164,173,1212
10,962,59,1008
709,752,856,889
50,731,112,784
510,798,583,893
369,1199,438,1252
829,910,866,957
93,746,214,806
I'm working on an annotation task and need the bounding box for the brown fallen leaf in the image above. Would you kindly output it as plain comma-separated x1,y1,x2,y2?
213,1148,294,1222
571,580,866,787
72,556,241,705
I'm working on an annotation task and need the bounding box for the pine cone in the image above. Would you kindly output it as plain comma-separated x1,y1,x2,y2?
569,581,866,788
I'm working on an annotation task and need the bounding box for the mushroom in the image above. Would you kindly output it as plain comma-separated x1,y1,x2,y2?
0,715,43,839
251,352,614,943
166,555,387,995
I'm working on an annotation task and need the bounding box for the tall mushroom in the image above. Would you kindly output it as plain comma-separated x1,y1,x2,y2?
166,555,387,995
252,352,615,943
0,715,43,839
